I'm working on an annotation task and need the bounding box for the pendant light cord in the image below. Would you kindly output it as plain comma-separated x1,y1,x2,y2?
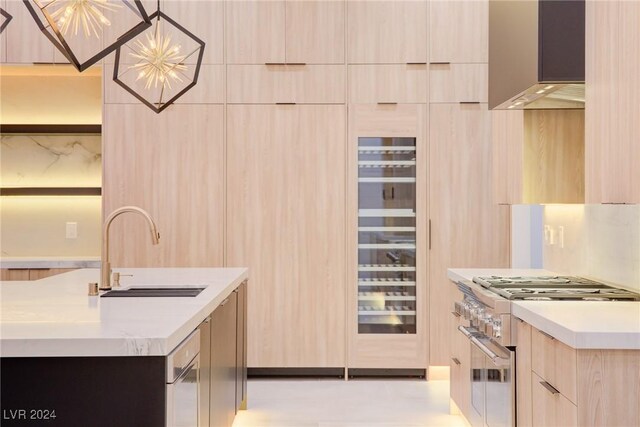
157,0,161,20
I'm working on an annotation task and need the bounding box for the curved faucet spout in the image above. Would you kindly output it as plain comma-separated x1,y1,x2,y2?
100,206,160,290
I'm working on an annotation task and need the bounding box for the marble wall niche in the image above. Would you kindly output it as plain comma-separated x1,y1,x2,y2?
1,134,101,187
0,134,102,257
543,204,640,291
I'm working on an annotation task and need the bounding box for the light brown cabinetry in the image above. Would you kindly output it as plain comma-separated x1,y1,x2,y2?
429,103,510,366
226,105,346,368
492,109,585,204
0,268,75,281
429,0,488,63
532,371,578,427
226,0,285,64
429,64,487,103
516,320,640,427
226,0,344,64
103,104,224,267
532,327,578,404
515,319,533,427
348,65,427,104
285,0,345,64
226,64,345,104
3,0,53,63
585,0,640,203
449,296,470,418
162,0,224,64
210,290,238,427
1,269,30,281
347,0,427,64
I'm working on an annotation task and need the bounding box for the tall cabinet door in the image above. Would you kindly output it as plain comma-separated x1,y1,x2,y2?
428,104,510,366
226,105,347,368
585,0,640,203
347,104,428,369
103,105,225,267
429,0,488,63
226,0,285,64
285,0,345,64
347,0,427,64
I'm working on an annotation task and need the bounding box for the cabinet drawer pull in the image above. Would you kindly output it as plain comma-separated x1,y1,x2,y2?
429,61,450,65
407,62,427,65
377,102,398,105
539,380,560,395
276,102,296,105
459,101,481,105
451,311,461,318
220,297,230,306
451,357,461,366
538,330,556,340
286,62,306,66
265,62,286,66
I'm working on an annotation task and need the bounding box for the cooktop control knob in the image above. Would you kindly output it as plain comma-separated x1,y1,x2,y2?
492,319,502,339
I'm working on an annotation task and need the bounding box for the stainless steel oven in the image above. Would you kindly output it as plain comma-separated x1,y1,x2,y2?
460,326,515,427
166,330,200,427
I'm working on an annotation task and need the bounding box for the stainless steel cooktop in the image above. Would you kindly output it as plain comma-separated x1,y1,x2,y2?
472,276,640,301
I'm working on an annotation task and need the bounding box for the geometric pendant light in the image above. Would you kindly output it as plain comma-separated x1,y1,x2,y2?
23,0,152,72
0,7,12,33
112,5,205,114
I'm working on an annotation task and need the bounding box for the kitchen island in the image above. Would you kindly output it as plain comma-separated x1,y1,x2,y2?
0,268,248,427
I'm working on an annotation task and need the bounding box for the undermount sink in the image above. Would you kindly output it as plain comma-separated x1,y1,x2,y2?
100,287,206,298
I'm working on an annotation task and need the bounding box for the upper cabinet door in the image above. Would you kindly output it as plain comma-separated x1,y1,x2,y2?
4,0,54,63
163,0,224,64
347,0,427,64
429,0,488,63
285,0,345,64
226,0,285,64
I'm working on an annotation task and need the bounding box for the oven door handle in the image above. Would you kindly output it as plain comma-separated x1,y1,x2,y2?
457,325,476,339
459,325,511,367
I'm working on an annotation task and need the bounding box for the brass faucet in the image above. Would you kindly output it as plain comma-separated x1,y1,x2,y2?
100,206,160,291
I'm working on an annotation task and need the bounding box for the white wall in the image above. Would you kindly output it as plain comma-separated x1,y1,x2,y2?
542,205,640,291
511,205,544,268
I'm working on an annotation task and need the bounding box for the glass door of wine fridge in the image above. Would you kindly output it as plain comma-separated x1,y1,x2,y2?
357,137,417,334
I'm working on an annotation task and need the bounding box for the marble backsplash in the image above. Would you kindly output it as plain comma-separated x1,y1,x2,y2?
1,134,101,187
543,205,640,291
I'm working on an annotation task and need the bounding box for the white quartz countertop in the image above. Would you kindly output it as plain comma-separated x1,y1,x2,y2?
0,268,248,357
512,301,640,350
0,257,101,269
448,268,640,350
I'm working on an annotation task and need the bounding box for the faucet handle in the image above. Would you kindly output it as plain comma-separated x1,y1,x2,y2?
112,272,133,288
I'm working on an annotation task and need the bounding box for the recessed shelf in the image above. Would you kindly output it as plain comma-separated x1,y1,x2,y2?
358,264,415,272
358,243,416,249
0,124,101,134
358,209,416,217
0,187,102,196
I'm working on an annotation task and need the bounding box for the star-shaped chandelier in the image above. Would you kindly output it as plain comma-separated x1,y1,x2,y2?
24,0,151,72
112,9,205,113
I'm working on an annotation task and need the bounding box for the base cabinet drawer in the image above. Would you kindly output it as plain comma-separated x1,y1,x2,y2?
532,372,578,427
532,327,577,404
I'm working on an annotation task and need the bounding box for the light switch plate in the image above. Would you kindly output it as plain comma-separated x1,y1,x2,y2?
66,222,78,239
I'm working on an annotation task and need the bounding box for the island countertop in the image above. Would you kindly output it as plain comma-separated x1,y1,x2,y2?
0,268,248,358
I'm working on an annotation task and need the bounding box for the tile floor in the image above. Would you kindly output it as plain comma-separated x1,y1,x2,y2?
232,379,466,427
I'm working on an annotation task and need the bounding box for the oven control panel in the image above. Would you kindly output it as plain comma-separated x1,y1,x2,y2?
454,298,512,346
